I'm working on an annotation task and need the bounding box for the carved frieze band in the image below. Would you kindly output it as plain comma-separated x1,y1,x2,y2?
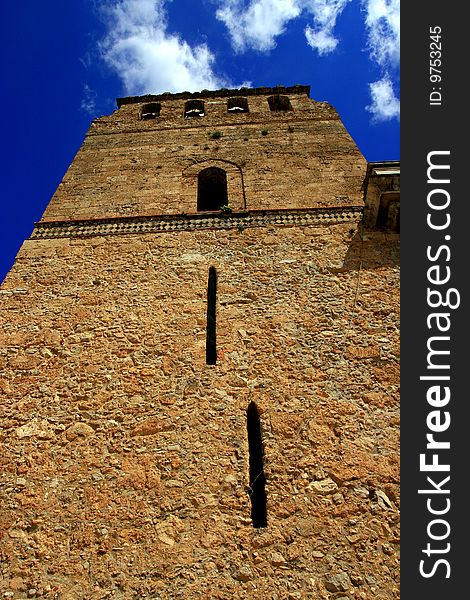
31,206,364,240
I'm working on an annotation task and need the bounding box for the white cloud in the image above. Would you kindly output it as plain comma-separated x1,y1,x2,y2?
100,0,227,95
304,26,338,53
81,84,98,115
216,0,301,52
303,0,351,54
362,0,399,69
366,77,400,122
362,0,400,121
216,1,350,54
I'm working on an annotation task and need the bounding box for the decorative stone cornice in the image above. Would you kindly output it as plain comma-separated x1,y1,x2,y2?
31,206,363,240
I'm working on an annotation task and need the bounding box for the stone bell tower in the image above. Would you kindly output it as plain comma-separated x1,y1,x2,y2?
0,85,400,599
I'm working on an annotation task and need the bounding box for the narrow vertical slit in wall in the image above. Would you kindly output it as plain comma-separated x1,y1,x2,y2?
247,401,267,528
206,266,217,365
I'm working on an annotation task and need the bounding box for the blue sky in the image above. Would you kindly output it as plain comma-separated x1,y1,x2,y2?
0,0,399,283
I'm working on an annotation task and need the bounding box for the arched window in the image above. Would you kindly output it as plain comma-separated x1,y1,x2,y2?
227,97,249,113
141,102,161,119
267,95,292,112
184,99,205,118
197,167,228,211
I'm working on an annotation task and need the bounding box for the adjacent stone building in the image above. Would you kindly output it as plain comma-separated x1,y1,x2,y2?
0,85,400,599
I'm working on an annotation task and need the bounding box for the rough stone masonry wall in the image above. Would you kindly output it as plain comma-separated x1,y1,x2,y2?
0,222,399,600
41,92,366,222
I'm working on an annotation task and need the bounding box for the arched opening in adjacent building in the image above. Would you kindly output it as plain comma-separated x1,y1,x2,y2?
247,401,267,528
197,167,228,211
267,95,292,112
141,102,161,119
377,192,400,231
184,99,205,118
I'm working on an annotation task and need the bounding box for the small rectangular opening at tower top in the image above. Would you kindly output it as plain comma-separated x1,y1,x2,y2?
141,102,161,119
185,99,205,118
267,95,292,112
227,97,249,113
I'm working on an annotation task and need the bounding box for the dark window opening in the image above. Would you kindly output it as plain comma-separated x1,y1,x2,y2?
394,206,400,232
227,97,249,113
247,401,267,528
206,266,217,365
184,99,205,118
197,167,228,212
141,102,161,119
267,95,292,112
376,193,400,231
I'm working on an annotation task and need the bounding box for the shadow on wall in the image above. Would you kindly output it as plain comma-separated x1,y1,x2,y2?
341,229,400,271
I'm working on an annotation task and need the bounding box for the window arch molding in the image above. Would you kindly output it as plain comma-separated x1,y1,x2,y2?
181,159,246,212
